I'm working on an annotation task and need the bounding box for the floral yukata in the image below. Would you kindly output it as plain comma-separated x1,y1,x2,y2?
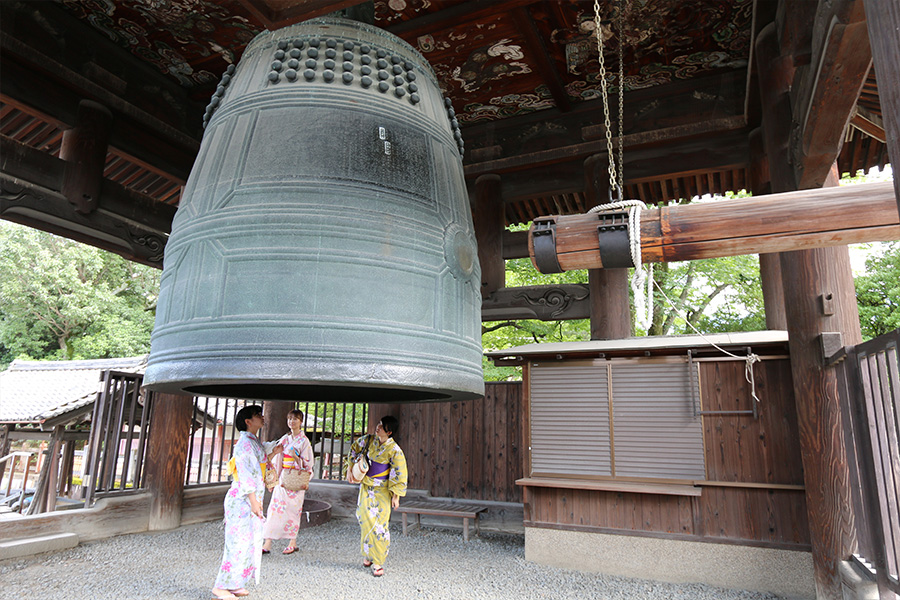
263,431,313,540
214,430,267,590
350,433,408,566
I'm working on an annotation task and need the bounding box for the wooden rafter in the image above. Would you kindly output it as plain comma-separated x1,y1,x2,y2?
511,7,571,112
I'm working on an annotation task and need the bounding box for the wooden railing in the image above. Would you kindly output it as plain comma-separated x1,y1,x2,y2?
829,328,900,597
82,371,153,505
0,451,37,513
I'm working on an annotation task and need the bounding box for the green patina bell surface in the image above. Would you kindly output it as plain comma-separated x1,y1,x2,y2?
144,18,483,403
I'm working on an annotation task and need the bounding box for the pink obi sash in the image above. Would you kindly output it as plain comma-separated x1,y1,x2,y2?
367,461,389,480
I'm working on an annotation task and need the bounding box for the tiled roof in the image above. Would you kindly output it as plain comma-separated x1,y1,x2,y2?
0,356,147,424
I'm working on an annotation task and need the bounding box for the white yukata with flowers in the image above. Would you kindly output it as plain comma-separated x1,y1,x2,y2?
263,431,313,541
213,430,272,590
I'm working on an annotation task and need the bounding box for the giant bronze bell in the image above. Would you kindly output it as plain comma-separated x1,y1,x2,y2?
144,18,483,403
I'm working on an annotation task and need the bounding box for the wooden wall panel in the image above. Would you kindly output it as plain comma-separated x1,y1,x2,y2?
403,382,524,503
699,487,810,546
701,359,803,485
528,488,696,535
526,486,809,547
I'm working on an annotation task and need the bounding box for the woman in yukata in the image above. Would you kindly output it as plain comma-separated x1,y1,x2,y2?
349,415,408,577
261,409,314,555
212,405,281,600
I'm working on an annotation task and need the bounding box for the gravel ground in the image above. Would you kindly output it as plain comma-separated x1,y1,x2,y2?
1,518,780,600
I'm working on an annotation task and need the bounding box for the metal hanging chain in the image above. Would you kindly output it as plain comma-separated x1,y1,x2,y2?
591,1,655,332
616,0,625,192
593,0,618,196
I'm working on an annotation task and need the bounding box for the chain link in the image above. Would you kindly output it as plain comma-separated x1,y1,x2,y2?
593,0,617,192
617,0,625,192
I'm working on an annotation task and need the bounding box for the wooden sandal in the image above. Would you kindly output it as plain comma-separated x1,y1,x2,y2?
282,546,298,554
372,565,384,577
363,559,373,567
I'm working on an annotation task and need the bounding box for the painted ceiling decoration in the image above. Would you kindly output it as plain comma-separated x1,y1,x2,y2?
1,0,887,233
57,0,753,124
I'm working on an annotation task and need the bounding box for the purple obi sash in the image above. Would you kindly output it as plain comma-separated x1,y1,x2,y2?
367,461,389,480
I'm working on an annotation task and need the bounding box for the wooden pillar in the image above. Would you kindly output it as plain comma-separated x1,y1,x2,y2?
42,425,64,512
262,401,293,444
473,174,505,298
863,0,900,214
59,100,112,215
755,24,796,193
588,269,630,339
0,425,10,483
758,19,860,597
780,240,861,598
759,254,787,329
585,154,630,339
144,392,193,531
59,439,76,498
749,127,787,330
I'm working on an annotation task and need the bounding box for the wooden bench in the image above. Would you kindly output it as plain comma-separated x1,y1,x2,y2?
395,500,488,541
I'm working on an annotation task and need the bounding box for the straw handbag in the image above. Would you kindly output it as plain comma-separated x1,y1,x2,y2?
282,469,310,491
346,435,373,484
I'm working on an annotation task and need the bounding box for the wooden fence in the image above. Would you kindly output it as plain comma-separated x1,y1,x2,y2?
830,328,900,597
401,382,525,503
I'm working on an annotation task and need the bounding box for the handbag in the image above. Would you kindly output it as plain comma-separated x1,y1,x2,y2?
264,461,277,490
282,469,311,491
346,435,373,484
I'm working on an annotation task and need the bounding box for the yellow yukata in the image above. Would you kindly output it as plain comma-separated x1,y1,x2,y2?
350,433,408,565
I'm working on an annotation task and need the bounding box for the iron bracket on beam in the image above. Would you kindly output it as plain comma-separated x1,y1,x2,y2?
596,211,633,268
532,217,563,274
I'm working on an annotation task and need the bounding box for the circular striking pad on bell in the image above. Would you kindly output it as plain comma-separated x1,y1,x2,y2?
144,18,482,403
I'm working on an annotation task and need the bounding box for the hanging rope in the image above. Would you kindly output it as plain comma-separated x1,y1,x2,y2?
650,277,762,409
588,200,654,330
592,0,654,331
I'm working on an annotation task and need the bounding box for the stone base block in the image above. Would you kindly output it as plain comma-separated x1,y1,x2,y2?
0,532,79,560
525,527,815,600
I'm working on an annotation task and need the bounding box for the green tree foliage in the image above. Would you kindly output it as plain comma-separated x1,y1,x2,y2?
855,241,900,339
482,257,592,381
647,255,764,336
0,222,159,367
482,244,766,381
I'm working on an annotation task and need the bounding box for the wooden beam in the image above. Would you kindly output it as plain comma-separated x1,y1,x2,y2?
793,0,872,188
511,7,571,112
481,285,590,321
1,136,174,268
863,0,900,215
848,105,886,143
502,230,528,260
583,153,629,339
528,181,900,272
386,0,540,38
237,0,365,29
0,24,199,181
465,116,747,178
